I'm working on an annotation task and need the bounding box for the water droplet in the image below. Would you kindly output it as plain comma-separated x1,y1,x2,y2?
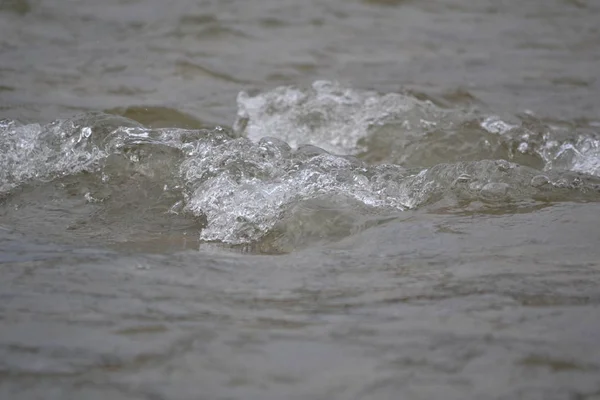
518,142,529,153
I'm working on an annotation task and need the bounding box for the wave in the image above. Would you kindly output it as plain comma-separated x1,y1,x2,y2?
1,82,599,248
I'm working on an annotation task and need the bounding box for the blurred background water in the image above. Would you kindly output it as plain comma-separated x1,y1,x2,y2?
1,0,600,399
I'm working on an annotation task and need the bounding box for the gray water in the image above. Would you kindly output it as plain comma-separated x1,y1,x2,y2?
1,0,600,399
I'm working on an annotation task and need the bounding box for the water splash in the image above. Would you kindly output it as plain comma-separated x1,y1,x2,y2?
481,115,600,177
234,80,449,155
2,84,600,247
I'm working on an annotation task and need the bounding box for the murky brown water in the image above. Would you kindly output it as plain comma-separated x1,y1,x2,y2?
1,0,600,399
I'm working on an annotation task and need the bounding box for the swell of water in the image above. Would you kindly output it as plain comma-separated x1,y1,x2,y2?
3,0,600,398
1,82,599,251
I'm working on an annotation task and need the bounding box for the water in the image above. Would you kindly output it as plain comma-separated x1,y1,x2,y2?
1,0,600,399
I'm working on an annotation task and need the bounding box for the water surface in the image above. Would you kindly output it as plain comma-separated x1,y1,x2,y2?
1,0,600,399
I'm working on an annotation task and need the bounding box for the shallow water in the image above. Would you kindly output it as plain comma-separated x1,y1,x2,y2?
1,0,600,399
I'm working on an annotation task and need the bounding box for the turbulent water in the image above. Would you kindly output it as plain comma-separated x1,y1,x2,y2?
2,1,600,399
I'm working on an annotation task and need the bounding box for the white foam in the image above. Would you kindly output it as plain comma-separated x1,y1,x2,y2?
234,80,443,155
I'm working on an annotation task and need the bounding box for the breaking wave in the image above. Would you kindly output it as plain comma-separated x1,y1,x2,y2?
2,82,599,248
